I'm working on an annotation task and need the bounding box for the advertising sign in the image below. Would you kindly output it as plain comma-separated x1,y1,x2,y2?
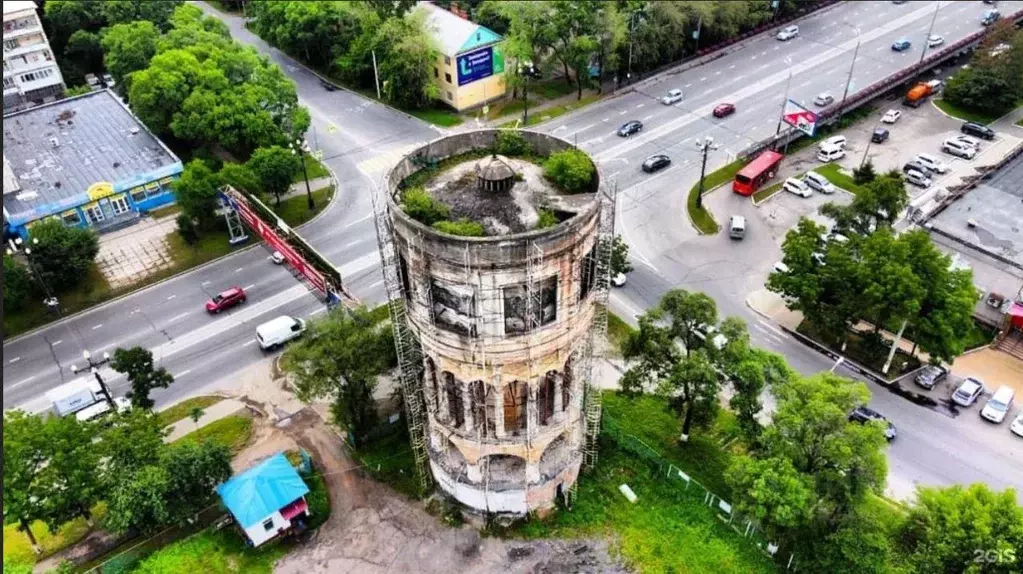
782,99,818,137
457,45,504,86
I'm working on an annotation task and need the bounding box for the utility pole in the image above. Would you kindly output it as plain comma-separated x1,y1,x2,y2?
837,39,861,121
860,122,880,167
693,16,703,53
72,350,116,409
371,50,381,100
290,138,315,210
775,68,794,135
695,136,719,209
919,2,941,66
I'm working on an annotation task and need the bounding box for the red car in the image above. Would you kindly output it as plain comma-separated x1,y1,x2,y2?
206,286,246,314
713,103,736,118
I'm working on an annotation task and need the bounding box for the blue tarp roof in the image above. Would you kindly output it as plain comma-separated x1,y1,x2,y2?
216,452,309,529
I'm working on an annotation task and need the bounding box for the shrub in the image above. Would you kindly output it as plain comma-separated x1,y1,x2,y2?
175,214,199,244
401,187,449,225
853,160,877,185
26,218,100,291
495,130,531,156
535,209,558,230
543,149,595,194
432,219,485,237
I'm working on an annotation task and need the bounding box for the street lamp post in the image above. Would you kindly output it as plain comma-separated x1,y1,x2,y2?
837,38,861,121
859,122,881,168
72,350,116,409
918,2,941,66
695,136,719,210
289,138,315,211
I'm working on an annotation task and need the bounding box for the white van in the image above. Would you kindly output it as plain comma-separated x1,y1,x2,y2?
255,315,307,351
819,135,847,150
817,145,846,163
980,385,1015,424
729,215,746,239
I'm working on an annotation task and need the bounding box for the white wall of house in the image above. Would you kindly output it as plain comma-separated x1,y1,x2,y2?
242,510,290,547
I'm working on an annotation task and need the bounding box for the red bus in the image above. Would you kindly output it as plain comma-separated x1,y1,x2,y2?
733,150,783,196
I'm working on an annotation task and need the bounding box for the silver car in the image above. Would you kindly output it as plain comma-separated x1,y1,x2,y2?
914,365,948,390
952,378,985,407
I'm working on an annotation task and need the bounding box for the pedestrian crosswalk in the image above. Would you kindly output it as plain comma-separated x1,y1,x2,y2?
356,142,426,176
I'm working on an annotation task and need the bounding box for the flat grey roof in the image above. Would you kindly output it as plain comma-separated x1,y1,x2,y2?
3,90,181,224
929,152,1023,266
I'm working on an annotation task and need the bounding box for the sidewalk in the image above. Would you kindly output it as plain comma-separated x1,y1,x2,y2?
163,398,247,443
278,176,333,201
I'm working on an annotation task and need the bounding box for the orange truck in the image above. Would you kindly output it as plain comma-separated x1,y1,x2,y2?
903,82,934,108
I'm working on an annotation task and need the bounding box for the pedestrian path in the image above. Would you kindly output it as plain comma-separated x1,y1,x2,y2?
278,176,333,201
163,398,247,443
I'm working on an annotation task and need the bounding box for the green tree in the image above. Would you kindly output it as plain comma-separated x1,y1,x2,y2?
43,0,106,53
548,0,601,100
127,48,204,136
401,187,450,225
725,455,815,539
38,416,102,530
100,21,159,93
65,84,94,97
111,346,175,410
218,162,261,195
858,229,925,339
609,234,633,277
101,0,182,29
99,410,167,479
543,149,595,194
247,145,300,206
3,254,33,310
281,306,396,448
821,173,908,236
26,219,100,292
189,407,205,429
173,160,222,231
3,411,48,552
658,350,720,441
160,441,232,524
900,484,1023,574
64,30,103,77
658,288,718,356
373,14,438,109
852,159,877,185
104,465,172,535
367,0,417,19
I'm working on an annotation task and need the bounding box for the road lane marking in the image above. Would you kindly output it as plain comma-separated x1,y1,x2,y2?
342,213,373,229
235,267,244,272
244,284,255,290
9,356,21,364
642,114,654,121
167,294,176,300
729,65,735,69
168,312,190,323
243,339,258,347
757,319,788,339
619,109,628,115
10,376,36,389
202,280,211,286
52,340,62,346
176,369,192,378
567,123,595,137
309,307,327,316
636,103,644,108
700,77,707,82
92,324,103,330
685,83,691,88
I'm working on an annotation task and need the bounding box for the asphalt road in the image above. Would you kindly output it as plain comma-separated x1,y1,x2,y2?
4,1,1020,499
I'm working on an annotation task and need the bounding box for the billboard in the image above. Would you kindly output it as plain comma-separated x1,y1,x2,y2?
457,45,504,86
781,99,818,137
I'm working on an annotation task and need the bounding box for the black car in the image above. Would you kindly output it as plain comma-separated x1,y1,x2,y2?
903,160,933,178
617,120,643,137
642,154,671,173
871,128,890,143
849,406,897,441
914,364,948,390
961,122,995,140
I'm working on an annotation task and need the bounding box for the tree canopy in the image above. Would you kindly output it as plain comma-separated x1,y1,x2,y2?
111,346,175,409
247,145,301,206
26,219,100,292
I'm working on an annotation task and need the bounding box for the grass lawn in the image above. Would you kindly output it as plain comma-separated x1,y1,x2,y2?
367,303,391,325
815,163,867,195
607,311,637,357
355,426,423,500
686,158,745,235
273,186,335,228
933,99,1001,125
172,415,254,454
147,204,182,220
303,472,331,530
527,79,578,100
407,106,464,127
499,94,602,128
2,504,108,569
157,396,224,428
2,263,111,338
295,156,331,182
752,180,785,203
129,529,289,574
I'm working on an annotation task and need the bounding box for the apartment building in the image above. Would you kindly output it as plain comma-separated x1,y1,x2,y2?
4,0,65,113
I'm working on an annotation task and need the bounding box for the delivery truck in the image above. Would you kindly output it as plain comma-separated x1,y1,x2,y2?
903,82,933,108
46,378,129,420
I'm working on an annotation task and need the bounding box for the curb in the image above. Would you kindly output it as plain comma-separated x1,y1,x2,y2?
4,172,343,346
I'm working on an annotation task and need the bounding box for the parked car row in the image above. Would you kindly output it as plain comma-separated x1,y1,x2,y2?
918,370,1022,436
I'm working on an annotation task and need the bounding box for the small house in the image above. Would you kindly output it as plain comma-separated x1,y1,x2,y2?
216,452,311,547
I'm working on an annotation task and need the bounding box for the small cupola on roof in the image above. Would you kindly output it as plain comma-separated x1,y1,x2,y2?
475,154,516,193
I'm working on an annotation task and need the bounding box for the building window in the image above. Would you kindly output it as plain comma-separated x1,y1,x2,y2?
4,39,18,51
503,275,558,335
434,67,439,78
85,204,104,223
444,73,452,84
130,186,147,203
538,373,556,425
503,381,528,436
111,195,130,215
262,518,274,531
144,182,161,197
61,211,81,226
19,68,53,83
580,244,597,301
444,56,451,65
446,91,453,101
444,372,464,428
2,77,14,89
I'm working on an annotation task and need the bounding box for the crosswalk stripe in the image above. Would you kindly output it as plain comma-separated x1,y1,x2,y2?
356,142,426,175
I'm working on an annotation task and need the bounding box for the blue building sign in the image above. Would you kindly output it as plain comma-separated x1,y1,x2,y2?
457,46,501,86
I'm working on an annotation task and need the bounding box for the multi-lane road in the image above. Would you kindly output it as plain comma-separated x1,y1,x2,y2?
4,1,1021,499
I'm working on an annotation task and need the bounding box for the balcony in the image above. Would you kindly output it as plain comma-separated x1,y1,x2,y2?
6,53,56,75
3,16,42,39
4,35,49,58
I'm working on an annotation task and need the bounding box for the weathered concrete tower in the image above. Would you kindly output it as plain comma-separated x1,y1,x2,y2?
373,130,613,515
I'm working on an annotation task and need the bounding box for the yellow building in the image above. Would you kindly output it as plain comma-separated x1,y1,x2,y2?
419,2,506,112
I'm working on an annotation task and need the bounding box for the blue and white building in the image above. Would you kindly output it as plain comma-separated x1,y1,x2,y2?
217,452,311,547
2,89,182,239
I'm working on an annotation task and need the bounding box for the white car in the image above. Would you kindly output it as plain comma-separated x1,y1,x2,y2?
783,177,812,197
953,134,981,150
813,93,835,107
661,89,684,105
803,171,835,194
942,138,976,159
612,272,627,287
777,25,799,41
819,135,847,150
1011,412,1023,437
102,73,115,88
817,144,846,163
952,377,985,407
773,261,790,274
881,109,902,124
904,169,931,188
913,153,949,174
927,35,944,48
